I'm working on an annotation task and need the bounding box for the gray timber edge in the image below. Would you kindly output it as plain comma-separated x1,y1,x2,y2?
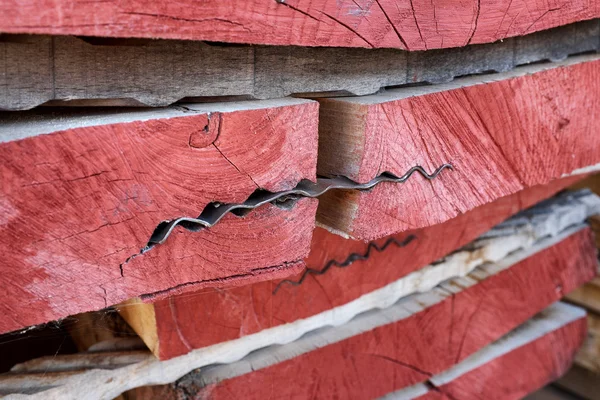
0,19,599,110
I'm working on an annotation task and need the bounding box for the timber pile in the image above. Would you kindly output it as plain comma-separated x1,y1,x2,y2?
0,2,599,399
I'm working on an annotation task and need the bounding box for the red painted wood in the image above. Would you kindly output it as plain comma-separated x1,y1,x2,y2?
416,317,586,400
0,1,597,49
317,59,600,239
191,228,596,399
130,313,586,399
0,101,318,334
144,176,581,360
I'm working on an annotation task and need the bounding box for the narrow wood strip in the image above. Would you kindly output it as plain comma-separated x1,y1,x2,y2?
0,98,318,335
317,55,600,239
1,20,598,110
0,0,597,49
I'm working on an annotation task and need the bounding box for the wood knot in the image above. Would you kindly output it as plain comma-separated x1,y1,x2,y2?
189,115,220,148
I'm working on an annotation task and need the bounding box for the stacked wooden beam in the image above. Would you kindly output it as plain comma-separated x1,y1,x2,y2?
0,2,599,399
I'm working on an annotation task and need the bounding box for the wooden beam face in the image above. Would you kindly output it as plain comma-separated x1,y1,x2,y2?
317,57,600,239
0,1,597,49
120,180,587,360
0,99,319,334
394,306,586,400
138,229,595,399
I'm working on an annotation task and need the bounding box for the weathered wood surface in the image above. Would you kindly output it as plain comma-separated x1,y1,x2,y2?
555,364,600,400
567,277,600,314
124,228,596,400
385,302,586,400
0,99,318,335
317,55,600,239
118,177,585,360
0,223,592,399
1,21,599,110
575,311,600,374
1,0,598,49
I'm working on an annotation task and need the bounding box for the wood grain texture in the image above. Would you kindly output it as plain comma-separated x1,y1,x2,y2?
555,364,600,400
2,20,599,110
410,317,585,400
575,311,600,373
567,277,600,314
317,56,600,239
0,0,598,49
119,177,581,360
132,229,596,399
0,99,318,335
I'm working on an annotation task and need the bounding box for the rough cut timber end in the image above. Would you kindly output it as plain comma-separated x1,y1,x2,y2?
124,224,595,399
387,302,587,400
0,98,319,335
316,55,600,239
116,176,585,360
1,217,593,399
0,0,598,49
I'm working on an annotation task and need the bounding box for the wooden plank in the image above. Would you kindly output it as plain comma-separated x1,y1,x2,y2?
575,311,600,374
386,303,586,400
0,98,318,335
0,223,592,399
2,20,599,110
0,0,598,49
566,277,600,314
316,55,600,239
555,364,600,400
124,227,596,400
118,177,587,360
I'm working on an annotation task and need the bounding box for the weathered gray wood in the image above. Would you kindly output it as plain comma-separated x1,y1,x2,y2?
0,20,598,110
0,35,53,110
253,46,408,99
515,19,600,65
53,36,254,107
405,39,515,84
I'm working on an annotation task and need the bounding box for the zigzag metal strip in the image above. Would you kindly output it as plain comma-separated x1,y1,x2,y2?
273,234,417,294
147,164,453,247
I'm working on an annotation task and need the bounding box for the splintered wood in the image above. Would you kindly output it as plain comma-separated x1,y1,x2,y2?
0,5,599,400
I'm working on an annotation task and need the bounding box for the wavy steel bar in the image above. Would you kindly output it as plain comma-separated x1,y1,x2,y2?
147,164,453,247
272,234,417,294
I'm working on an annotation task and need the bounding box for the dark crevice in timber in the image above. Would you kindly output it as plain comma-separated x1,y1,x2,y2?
273,235,417,293
139,260,302,301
